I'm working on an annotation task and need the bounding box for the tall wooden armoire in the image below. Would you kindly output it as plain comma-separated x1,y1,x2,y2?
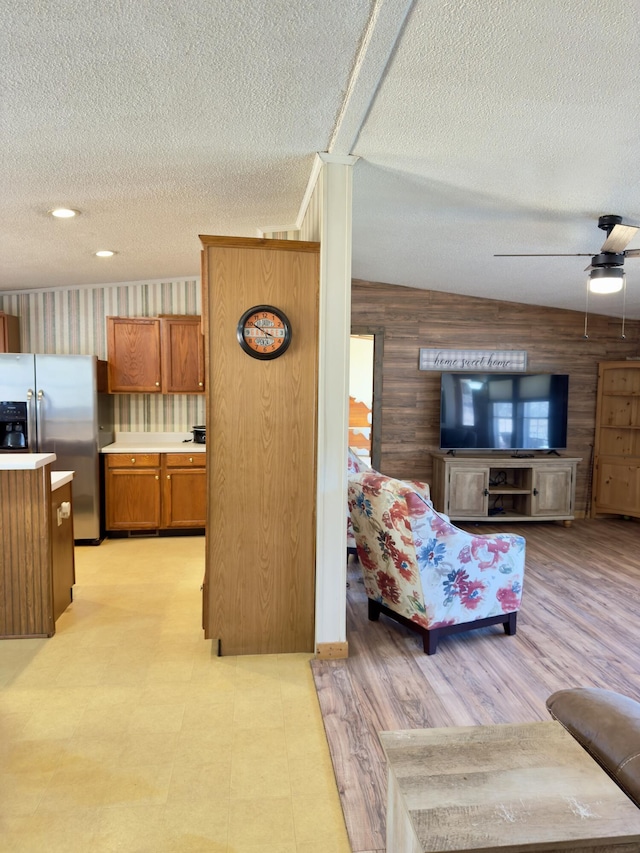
200,236,320,655
592,360,640,519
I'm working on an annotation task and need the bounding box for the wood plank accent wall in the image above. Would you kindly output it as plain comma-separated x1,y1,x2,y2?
0,465,54,638
201,236,320,655
351,280,640,518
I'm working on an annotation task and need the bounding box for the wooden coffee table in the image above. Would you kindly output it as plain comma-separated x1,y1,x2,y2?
379,721,640,852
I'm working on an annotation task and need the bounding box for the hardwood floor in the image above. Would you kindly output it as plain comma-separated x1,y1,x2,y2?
311,518,640,853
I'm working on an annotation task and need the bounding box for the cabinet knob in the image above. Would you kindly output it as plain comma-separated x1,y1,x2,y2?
155,475,159,480
131,457,135,463
189,457,193,463
155,381,160,387
198,382,203,387
533,488,539,496
167,474,171,479
483,488,489,496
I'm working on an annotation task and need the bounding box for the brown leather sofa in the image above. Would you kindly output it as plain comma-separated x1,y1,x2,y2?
546,687,640,808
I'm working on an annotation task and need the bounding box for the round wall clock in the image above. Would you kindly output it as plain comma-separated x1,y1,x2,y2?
237,305,292,360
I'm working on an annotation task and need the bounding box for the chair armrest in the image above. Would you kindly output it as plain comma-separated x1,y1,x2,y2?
547,687,640,807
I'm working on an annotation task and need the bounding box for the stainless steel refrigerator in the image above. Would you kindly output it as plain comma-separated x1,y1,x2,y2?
0,354,113,543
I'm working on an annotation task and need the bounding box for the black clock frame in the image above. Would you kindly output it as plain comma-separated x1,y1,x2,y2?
236,304,292,360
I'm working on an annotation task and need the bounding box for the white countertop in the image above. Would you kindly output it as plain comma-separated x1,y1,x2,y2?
0,452,57,470
101,431,206,453
51,471,74,490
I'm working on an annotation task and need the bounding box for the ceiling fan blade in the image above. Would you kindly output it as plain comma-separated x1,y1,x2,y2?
600,223,639,253
494,253,593,257
625,248,640,258
584,263,594,272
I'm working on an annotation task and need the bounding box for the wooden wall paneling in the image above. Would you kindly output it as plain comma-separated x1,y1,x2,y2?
352,281,640,518
201,236,320,655
0,466,54,638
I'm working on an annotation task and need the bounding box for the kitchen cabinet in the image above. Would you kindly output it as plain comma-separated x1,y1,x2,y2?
431,453,581,524
162,453,207,528
160,316,205,394
0,457,75,638
51,481,75,622
107,315,204,394
0,311,20,352
105,453,162,529
105,452,205,531
592,361,640,519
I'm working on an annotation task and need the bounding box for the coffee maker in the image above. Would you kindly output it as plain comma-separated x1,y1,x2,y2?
0,401,28,450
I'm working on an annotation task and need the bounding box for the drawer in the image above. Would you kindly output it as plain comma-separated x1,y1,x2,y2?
106,453,160,468
165,453,206,468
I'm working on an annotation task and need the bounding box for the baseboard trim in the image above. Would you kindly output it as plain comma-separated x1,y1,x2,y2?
316,642,349,660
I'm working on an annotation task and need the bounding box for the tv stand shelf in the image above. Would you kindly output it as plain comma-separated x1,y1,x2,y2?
431,454,581,524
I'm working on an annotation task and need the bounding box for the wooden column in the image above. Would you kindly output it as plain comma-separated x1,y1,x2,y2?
200,236,319,655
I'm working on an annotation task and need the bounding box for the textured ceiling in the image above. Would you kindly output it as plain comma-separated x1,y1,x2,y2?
2,1,640,319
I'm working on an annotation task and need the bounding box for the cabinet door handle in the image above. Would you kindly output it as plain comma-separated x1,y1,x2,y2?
533,488,539,496
155,381,160,387
483,488,489,496
131,458,136,463
166,474,171,480
155,475,159,480
189,457,193,463
198,382,203,387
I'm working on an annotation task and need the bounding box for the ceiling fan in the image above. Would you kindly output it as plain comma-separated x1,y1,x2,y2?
496,215,640,293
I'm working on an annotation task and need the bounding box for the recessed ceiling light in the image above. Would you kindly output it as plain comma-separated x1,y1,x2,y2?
50,208,80,218
95,250,115,258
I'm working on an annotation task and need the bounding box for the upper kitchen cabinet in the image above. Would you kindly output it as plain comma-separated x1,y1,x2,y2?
159,315,205,394
107,317,162,392
0,312,20,353
107,315,204,394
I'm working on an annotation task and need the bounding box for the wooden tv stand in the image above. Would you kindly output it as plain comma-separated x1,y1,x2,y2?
431,453,581,524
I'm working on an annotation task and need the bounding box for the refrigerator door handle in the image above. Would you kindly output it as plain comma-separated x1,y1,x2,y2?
36,389,44,452
26,389,36,452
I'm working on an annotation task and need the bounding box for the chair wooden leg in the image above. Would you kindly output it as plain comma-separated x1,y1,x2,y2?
368,598,381,622
504,612,517,635
424,628,439,655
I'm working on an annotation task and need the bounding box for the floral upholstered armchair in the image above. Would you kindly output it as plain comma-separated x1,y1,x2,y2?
347,447,372,555
347,471,525,654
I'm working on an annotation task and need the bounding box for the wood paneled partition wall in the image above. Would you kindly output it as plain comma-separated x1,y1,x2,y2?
351,280,640,517
200,236,319,655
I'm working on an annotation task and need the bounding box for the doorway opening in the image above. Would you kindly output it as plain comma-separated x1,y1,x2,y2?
349,327,383,471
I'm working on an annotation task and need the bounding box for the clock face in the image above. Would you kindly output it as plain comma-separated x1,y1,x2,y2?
237,305,292,360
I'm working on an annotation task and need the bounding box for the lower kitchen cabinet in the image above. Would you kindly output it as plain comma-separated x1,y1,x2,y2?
51,481,76,622
105,452,205,531
0,462,75,638
163,453,207,528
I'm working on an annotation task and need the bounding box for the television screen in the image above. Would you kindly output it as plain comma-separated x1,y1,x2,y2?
440,373,569,451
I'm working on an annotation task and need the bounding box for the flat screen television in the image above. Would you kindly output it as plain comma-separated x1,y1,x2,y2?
440,373,569,451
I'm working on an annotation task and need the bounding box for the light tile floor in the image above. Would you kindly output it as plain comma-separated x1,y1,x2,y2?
0,536,351,852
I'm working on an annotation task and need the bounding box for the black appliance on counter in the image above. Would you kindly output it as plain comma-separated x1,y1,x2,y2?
192,426,206,444
0,401,28,450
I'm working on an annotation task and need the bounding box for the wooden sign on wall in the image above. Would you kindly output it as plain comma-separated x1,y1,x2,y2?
419,348,528,371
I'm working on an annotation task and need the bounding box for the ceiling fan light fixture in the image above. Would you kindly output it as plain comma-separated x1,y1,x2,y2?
589,267,624,294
